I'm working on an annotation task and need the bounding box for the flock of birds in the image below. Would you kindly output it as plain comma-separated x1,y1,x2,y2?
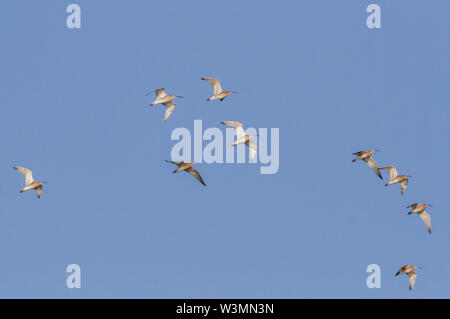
13,77,252,190
10,77,434,294
352,150,432,291
145,77,256,185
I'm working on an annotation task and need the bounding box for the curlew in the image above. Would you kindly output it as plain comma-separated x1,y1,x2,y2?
395,265,422,291
146,88,183,106
407,203,432,234
379,166,411,195
221,121,258,161
352,150,383,179
13,166,47,198
165,160,206,186
201,77,237,102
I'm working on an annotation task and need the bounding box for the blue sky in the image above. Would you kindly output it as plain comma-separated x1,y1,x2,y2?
0,0,449,298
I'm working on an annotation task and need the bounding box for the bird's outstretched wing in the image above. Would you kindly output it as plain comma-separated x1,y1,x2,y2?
418,211,431,234
395,265,408,276
221,121,245,139
380,166,398,180
408,272,418,291
35,185,42,199
401,179,408,195
165,160,183,166
221,121,243,129
186,167,206,186
155,88,167,98
352,151,365,162
163,102,175,121
364,157,382,179
13,166,34,185
145,88,166,97
202,77,223,95
246,140,257,162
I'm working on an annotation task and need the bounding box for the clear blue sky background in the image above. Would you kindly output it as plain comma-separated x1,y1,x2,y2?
0,0,449,298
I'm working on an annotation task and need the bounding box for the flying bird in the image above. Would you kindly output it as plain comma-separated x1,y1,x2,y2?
221,121,258,161
395,265,422,291
13,166,47,198
146,88,183,106
407,203,432,234
352,150,383,179
379,166,411,195
165,160,206,186
201,77,237,102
